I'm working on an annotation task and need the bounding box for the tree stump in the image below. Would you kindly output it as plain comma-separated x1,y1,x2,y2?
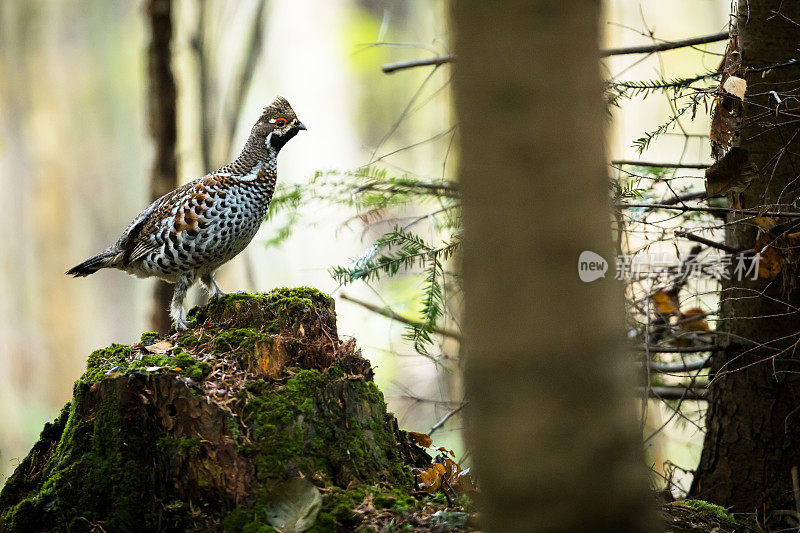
0,288,472,532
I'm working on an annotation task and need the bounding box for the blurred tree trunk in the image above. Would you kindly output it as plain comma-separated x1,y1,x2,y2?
145,0,178,332
690,1,800,520
454,1,658,531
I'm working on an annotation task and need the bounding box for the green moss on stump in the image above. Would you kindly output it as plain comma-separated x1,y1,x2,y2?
83,344,210,383
244,367,413,488
0,288,445,532
191,287,334,333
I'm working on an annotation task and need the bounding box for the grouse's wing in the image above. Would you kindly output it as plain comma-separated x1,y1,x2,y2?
116,183,191,266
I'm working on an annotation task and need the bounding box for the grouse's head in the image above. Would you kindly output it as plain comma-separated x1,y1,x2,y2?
251,96,306,153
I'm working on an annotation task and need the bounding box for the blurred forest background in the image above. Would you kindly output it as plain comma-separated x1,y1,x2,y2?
0,0,728,487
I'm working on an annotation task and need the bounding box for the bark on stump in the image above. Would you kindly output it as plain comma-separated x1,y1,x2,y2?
0,288,467,532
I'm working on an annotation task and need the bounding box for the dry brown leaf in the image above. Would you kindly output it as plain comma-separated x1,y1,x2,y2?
705,147,759,198
752,217,777,230
754,234,783,279
443,458,461,480
450,468,475,494
652,290,680,316
144,340,173,355
254,337,291,378
436,446,455,457
417,463,445,493
788,232,800,247
722,75,747,99
679,308,710,332
408,431,433,448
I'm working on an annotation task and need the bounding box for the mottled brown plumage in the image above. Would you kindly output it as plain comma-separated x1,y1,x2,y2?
67,96,306,330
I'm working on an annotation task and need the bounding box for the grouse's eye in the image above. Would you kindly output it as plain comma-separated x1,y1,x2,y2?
274,117,287,127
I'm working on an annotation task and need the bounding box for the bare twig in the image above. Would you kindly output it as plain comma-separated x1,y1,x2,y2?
429,401,468,435
382,55,455,74
632,345,720,353
644,359,711,373
611,160,709,169
674,230,744,253
600,31,729,57
340,293,461,340
641,386,708,400
381,31,729,74
617,203,800,218
661,191,706,206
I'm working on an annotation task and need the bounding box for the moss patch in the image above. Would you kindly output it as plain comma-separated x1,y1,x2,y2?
1,381,188,531
243,366,413,489
84,344,210,383
213,328,264,354
193,287,335,334
682,499,736,525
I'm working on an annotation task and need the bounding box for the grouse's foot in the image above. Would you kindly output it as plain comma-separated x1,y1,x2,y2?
210,287,227,299
173,318,189,332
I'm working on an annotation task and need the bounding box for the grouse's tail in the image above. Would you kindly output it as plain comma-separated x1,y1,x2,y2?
66,251,117,277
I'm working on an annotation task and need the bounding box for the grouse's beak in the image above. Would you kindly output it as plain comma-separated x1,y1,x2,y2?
296,122,307,131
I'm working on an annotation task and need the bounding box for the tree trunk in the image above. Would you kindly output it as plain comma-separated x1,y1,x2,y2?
454,1,658,531
690,1,800,522
145,0,178,332
0,289,454,532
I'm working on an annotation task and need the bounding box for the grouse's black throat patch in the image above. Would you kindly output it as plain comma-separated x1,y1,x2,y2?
270,125,303,153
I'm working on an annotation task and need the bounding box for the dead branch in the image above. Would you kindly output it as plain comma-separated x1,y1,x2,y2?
381,31,729,74
611,160,709,169
674,231,744,253
429,401,468,435
382,55,455,74
617,203,800,218
340,293,461,341
642,385,708,400
644,359,711,373
600,31,729,57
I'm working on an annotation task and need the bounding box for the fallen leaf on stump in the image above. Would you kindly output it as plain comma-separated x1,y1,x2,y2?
264,477,322,533
408,431,433,448
436,446,456,457
144,340,173,355
417,463,446,494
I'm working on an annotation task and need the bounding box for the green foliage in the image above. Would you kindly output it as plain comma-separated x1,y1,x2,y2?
606,71,719,104
632,100,696,155
330,226,459,357
614,177,648,201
